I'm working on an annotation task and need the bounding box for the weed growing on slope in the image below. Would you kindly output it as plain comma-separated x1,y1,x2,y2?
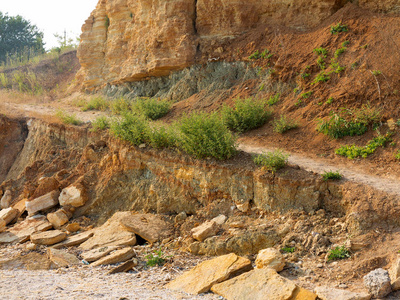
322,171,342,181
110,97,131,115
273,115,299,133
327,246,350,261
312,72,330,85
145,249,170,267
222,98,272,133
131,98,171,120
110,113,150,146
55,110,82,126
317,114,367,139
395,150,400,160
330,22,348,34
313,48,328,57
148,125,177,149
82,96,109,111
281,246,295,253
253,150,288,172
90,116,110,132
267,93,280,106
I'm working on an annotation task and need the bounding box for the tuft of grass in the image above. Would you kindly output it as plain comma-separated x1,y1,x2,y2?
253,150,288,173
281,246,295,253
395,150,400,160
145,249,169,267
322,171,342,181
330,22,348,34
267,93,280,106
334,47,347,58
317,56,326,70
327,246,350,261
249,50,260,60
110,113,150,146
335,133,392,159
82,96,109,111
131,98,171,120
372,70,382,76
312,72,330,85
317,113,367,139
177,112,237,160
55,110,82,125
273,115,299,133
353,104,381,126
148,125,177,149
300,91,313,99
222,98,272,133
90,116,110,132
110,97,131,115
313,47,328,57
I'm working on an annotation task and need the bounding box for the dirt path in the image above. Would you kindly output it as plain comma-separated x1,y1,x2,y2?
239,142,400,197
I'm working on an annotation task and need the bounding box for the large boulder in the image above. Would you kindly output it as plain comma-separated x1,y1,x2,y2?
363,268,391,298
211,267,317,300
59,185,87,208
79,212,136,250
47,208,72,228
166,253,252,294
255,248,285,272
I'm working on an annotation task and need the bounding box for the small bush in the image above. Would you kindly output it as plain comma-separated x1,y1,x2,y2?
335,133,392,159
131,98,171,120
91,116,110,132
334,47,347,58
395,150,400,160
322,171,342,181
273,115,298,133
253,150,288,172
317,114,367,139
312,72,330,85
331,60,346,73
313,47,328,57
267,93,280,106
145,249,169,267
301,91,313,99
330,22,348,34
82,96,109,111
222,98,272,133
148,125,176,149
177,112,237,160
249,50,260,60
327,246,350,261
110,97,131,115
110,113,150,146
55,110,82,125
353,104,381,125
317,57,326,70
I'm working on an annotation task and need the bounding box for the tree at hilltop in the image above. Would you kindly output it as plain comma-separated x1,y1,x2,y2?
0,12,45,65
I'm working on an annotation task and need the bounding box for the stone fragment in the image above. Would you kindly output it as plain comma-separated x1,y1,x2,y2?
91,247,135,267
48,248,81,268
80,212,136,250
52,231,94,249
47,209,70,228
387,118,397,130
166,253,252,294
26,190,59,215
107,259,138,275
120,213,173,244
59,185,87,207
0,216,52,244
191,220,218,242
363,268,391,298
390,255,400,281
66,223,80,233
236,201,250,213
211,268,302,300
0,208,18,225
11,199,26,220
314,286,371,300
0,190,12,208
174,212,187,223
392,277,400,291
292,288,318,300
255,248,285,272
0,219,5,233
81,246,119,262
212,214,227,225
26,243,37,251
31,230,67,245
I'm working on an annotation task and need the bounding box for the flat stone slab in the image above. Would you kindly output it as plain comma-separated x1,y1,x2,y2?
166,253,252,295
0,219,5,233
314,286,371,300
120,213,173,244
107,259,138,275
0,208,18,225
26,190,59,215
80,212,136,250
59,185,87,207
91,247,135,267
48,248,81,268
31,230,67,245
81,246,119,262
211,268,312,300
52,231,94,249
0,216,52,244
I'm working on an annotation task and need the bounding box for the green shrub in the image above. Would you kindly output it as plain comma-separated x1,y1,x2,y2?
353,104,381,125
327,246,350,261
110,97,131,115
273,115,299,133
312,72,330,85
317,56,326,70
260,49,273,59
222,98,272,133
313,47,328,57
331,60,346,73
334,47,347,58
82,96,109,111
145,249,169,267
330,22,348,34
253,150,288,172
55,110,82,125
395,150,400,160
281,246,295,253
131,98,171,120
335,133,392,159
249,50,260,60
148,125,177,149
322,171,342,181
110,113,150,146
300,91,313,99
267,93,280,106
90,116,110,132
317,114,367,139
177,112,237,160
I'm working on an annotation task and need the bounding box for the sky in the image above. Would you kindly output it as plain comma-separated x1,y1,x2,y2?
1,0,99,50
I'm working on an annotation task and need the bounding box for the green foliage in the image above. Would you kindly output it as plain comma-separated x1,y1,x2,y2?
326,97,334,105
301,72,310,79
335,133,392,159
273,115,299,134
82,97,109,111
90,116,110,132
105,15,110,28
249,50,260,60
372,70,382,76
353,104,381,125
221,98,272,133
312,72,330,85
131,98,171,120
395,150,400,160
301,91,313,99
317,114,367,139
342,41,350,47
334,47,347,58
0,73,8,87
145,249,169,267
327,246,350,261
330,22,348,34
281,247,295,253
0,12,45,65
177,112,237,160
110,97,131,115
331,60,346,73
313,48,328,57
317,56,326,70
110,113,150,146
148,125,177,149
267,93,280,106
253,150,288,172
260,49,272,59
55,110,82,126
322,171,342,181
